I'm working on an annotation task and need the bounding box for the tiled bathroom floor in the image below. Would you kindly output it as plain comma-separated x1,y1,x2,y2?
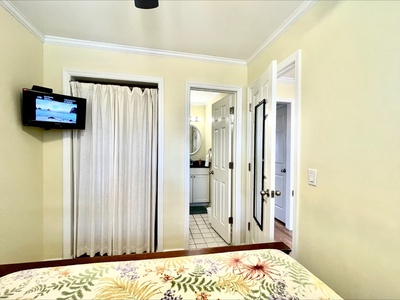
189,213,229,249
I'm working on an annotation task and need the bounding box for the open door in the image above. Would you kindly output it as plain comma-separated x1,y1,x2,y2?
210,94,233,244
250,60,278,243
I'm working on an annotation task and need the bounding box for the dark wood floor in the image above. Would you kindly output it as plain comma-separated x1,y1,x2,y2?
274,219,292,249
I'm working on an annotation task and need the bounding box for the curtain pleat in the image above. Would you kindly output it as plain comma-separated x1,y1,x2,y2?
70,82,157,257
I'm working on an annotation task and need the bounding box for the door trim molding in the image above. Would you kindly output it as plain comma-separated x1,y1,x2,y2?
185,82,243,248
61,69,164,258
276,50,301,258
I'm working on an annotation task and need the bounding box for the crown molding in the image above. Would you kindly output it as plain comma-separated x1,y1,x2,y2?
2,0,315,66
0,0,44,42
246,0,318,64
44,36,247,66
1,0,245,66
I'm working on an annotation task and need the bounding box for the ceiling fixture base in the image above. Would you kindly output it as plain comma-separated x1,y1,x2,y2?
134,0,159,9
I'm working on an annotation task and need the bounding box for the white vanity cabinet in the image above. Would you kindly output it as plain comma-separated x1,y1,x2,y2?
190,168,209,204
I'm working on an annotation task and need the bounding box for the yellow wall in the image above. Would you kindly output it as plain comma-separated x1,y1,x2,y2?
41,45,247,256
0,7,44,263
2,1,400,299
277,81,295,99
248,1,400,298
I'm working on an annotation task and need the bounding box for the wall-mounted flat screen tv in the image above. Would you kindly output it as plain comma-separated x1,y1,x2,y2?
22,88,86,130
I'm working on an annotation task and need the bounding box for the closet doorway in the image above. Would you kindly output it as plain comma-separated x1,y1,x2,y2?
61,70,164,258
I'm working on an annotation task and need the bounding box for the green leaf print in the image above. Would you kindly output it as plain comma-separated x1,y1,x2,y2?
170,274,222,295
17,265,109,300
190,265,206,277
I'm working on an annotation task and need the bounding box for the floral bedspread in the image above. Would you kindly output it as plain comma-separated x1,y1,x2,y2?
0,249,341,300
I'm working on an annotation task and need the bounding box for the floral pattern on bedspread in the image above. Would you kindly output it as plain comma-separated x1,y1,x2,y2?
0,249,341,300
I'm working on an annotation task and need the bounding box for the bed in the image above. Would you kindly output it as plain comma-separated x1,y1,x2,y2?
0,242,341,299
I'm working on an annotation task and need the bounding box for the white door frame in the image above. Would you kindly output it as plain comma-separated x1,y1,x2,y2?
61,69,164,258
278,50,301,258
246,50,301,257
185,82,243,249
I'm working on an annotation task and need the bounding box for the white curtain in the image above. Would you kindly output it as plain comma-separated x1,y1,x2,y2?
70,82,158,257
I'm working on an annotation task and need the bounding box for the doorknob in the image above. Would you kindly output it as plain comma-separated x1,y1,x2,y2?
275,190,281,196
281,168,286,173
260,189,270,197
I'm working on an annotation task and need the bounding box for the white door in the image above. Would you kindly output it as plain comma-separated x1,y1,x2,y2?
210,94,232,244
275,105,287,223
250,60,278,243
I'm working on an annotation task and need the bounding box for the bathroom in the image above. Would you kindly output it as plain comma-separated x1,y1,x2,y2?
188,90,229,249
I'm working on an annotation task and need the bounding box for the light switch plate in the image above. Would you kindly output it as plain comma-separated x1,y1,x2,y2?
308,169,317,186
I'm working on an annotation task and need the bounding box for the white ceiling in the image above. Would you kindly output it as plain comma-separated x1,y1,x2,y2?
3,0,316,63
191,90,222,105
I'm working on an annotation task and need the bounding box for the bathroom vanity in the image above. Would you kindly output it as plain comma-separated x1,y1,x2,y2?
190,166,209,204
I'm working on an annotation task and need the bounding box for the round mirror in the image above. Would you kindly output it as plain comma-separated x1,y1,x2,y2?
190,125,202,155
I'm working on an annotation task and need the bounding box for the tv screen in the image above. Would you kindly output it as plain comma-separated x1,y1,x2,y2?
22,88,86,130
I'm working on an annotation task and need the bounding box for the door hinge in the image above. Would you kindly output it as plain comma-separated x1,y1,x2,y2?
229,162,234,169
230,107,234,114
228,217,233,224
248,163,251,172
292,190,295,197
247,222,251,231
249,103,252,112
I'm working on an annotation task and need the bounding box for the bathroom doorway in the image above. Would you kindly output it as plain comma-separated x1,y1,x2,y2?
185,82,243,250
189,90,228,249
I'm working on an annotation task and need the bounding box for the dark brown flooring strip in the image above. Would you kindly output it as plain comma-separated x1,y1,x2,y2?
0,242,290,277
274,219,292,249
